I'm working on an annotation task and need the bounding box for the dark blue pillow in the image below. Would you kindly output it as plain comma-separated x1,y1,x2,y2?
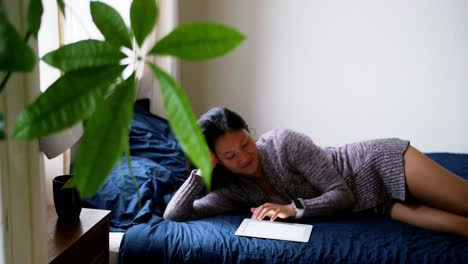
130,100,188,177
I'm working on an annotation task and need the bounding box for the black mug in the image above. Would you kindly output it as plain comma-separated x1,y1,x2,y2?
53,175,81,221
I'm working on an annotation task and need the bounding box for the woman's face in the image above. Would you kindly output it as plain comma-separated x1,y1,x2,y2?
213,129,260,178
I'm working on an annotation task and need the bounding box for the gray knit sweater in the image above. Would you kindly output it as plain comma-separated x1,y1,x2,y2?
163,128,409,221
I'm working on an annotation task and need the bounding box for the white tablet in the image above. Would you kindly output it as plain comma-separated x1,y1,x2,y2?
235,218,313,243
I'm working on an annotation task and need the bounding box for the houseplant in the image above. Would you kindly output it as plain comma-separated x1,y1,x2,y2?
0,0,245,197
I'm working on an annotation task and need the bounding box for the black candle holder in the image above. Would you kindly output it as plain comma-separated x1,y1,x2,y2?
53,175,81,221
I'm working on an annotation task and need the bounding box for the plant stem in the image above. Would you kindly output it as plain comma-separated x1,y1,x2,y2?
0,30,32,94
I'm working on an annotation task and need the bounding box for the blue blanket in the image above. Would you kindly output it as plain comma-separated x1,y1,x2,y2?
81,101,189,231
81,103,468,263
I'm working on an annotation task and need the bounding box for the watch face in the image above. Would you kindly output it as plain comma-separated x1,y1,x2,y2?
293,199,304,209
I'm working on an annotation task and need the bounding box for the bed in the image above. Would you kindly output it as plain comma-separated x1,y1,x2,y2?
82,100,468,264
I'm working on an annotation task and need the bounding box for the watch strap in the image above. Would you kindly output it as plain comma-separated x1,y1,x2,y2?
291,198,305,219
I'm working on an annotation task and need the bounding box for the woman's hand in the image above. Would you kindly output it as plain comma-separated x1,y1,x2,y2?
250,203,296,221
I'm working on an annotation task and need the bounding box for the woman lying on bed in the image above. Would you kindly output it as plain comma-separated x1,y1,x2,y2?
163,107,468,237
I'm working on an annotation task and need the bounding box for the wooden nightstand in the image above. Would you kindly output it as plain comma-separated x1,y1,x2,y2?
48,206,111,264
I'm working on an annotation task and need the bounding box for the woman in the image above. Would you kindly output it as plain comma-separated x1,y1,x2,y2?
163,107,468,237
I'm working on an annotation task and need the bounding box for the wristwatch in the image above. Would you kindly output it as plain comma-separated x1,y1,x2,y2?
291,198,305,219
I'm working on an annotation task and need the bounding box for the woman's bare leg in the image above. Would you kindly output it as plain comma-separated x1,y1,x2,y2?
403,146,468,215
390,202,468,238
388,145,468,237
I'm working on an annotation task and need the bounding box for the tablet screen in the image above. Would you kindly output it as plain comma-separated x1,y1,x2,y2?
235,218,313,243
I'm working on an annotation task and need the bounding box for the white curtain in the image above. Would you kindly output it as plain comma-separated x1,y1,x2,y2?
0,0,48,262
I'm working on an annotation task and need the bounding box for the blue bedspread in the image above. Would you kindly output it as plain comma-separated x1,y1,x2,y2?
81,103,468,263
120,212,468,263
119,151,468,263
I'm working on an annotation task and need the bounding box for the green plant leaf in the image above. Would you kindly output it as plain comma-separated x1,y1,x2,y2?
74,76,136,197
63,177,75,189
27,0,43,37
149,22,245,61
91,1,132,49
149,63,212,190
42,40,125,72
130,0,158,46
57,0,65,17
0,113,5,139
13,66,125,139
0,11,36,72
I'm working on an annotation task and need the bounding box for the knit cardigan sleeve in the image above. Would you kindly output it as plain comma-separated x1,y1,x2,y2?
163,170,246,222
282,130,356,218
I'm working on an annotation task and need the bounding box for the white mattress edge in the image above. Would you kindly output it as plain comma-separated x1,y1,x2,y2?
109,232,125,264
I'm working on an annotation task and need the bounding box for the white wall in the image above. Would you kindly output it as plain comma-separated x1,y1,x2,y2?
179,0,468,152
